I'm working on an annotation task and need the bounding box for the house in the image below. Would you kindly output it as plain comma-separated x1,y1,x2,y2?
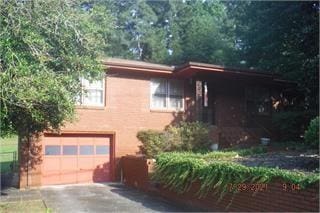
19,58,292,188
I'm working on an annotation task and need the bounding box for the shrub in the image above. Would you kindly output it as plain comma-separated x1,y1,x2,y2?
272,111,307,141
304,116,319,149
166,121,211,152
153,152,320,198
137,130,166,158
137,122,211,158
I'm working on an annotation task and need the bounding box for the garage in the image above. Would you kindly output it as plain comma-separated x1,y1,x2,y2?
41,133,114,185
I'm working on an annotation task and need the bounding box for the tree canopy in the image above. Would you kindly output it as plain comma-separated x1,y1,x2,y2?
228,1,319,110
0,0,113,137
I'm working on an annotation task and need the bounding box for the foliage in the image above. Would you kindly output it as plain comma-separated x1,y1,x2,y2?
137,130,166,158
157,146,267,163
100,0,237,65
304,116,319,149
153,152,320,198
0,0,113,137
137,122,211,158
227,1,319,110
161,0,237,65
166,121,211,151
272,111,310,141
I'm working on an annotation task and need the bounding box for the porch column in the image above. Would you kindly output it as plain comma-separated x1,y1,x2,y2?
195,80,203,121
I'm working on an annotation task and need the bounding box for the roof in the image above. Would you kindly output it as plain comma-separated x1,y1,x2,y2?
101,58,174,74
101,58,291,84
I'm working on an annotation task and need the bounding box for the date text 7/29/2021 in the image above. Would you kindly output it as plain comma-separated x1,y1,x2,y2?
227,183,301,192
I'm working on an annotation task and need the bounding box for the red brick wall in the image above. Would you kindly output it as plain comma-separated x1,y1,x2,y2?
19,71,184,187
64,73,181,156
121,156,319,212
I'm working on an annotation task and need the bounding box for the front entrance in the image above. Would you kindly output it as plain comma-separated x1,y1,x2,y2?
42,133,113,185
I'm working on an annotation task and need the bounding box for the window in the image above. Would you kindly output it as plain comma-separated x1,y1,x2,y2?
80,145,94,155
45,145,60,155
245,87,271,115
96,145,109,155
78,77,105,106
63,145,77,155
150,78,184,110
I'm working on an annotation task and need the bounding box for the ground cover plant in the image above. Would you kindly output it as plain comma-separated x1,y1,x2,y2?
152,150,320,199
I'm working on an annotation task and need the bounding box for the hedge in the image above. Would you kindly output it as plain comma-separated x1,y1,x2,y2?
153,152,320,198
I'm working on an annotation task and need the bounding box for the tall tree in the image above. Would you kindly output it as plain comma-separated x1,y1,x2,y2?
103,0,168,62
103,0,238,65
0,0,113,138
227,1,319,110
148,0,238,66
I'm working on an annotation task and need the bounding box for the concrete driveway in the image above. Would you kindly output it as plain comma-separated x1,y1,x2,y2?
40,183,194,212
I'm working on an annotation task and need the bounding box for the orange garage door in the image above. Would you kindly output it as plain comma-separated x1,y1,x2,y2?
42,134,112,185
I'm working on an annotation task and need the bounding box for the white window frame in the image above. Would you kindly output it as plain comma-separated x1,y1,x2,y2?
78,77,105,107
150,78,184,111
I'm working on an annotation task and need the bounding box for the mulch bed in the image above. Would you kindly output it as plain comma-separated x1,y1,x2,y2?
233,150,319,174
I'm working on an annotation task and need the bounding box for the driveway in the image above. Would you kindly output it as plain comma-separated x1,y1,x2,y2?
40,183,195,212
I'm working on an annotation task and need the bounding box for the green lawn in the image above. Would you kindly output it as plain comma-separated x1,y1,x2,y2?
0,200,48,213
0,136,18,173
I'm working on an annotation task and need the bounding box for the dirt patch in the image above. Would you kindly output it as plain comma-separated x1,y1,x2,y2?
233,151,319,173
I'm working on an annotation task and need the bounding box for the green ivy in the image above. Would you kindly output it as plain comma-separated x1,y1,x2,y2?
153,152,320,198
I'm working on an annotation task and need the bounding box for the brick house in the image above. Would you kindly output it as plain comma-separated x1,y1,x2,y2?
19,58,292,188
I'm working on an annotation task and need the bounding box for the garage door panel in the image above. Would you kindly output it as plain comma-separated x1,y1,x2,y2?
42,134,111,186
94,156,109,166
78,137,93,143
94,137,110,144
42,158,60,172
61,157,77,170
61,137,78,144
78,170,93,183
78,157,94,169
44,137,60,145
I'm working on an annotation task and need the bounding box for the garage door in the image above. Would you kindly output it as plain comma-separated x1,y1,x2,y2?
42,134,112,185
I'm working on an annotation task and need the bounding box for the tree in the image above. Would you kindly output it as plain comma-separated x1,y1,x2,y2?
151,0,237,65
0,0,113,138
227,1,319,110
103,0,168,62
103,0,238,65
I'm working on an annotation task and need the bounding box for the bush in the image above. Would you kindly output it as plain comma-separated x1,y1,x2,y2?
137,122,211,158
272,111,309,141
304,116,319,149
153,152,320,198
137,130,166,158
166,121,211,151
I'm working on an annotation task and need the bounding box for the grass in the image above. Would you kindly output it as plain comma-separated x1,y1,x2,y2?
0,135,18,173
0,200,47,213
